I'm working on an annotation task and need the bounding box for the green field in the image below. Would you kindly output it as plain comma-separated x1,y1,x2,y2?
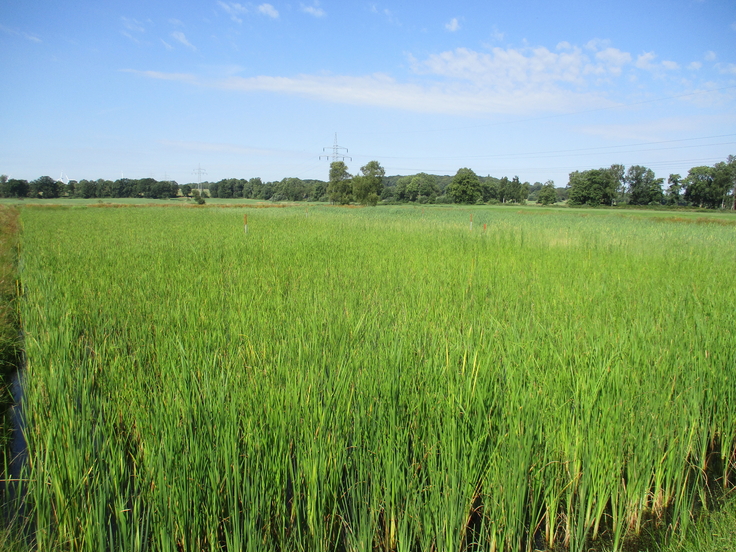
7,204,736,551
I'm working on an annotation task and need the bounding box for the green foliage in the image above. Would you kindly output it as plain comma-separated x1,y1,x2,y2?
29,175,60,199
327,161,352,204
568,167,619,206
447,167,481,204
666,174,683,206
352,161,385,205
191,189,206,204
684,159,735,209
537,180,557,205
626,165,664,205
15,206,736,551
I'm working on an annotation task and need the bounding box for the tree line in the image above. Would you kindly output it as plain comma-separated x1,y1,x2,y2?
1,154,733,209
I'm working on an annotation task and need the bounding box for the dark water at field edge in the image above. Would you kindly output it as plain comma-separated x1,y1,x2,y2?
1,364,28,526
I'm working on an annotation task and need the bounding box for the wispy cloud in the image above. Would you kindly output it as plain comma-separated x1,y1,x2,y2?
704,51,716,62
121,17,145,33
445,18,460,32
121,69,199,84
169,18,184,26
160,140,278,156
688,61,702,70
301,2,326,17
120,16,148,44
258,3,279,18
122,38,731,118
489,26,504,42
218,1,248,23
578,117,712,143
161,39,174,51
0,23,41,42
171,31,196,50
370,4,398,25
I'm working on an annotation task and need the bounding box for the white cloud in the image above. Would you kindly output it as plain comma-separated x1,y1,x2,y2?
301,2,325,17
594,48,631,76
161,39,174,51
584,38,611,51
127,49,615,117
215,72,611,115
635,52,657,70
688,61,702,70
121,69,198,84
489,26,504,42
218,1,248,23
704,50,716,61
412,45,633,87
717,63,736,75
169,18,184,26
171,31,196,50
445,18,460,32
258,3,279,18
662,60,680,70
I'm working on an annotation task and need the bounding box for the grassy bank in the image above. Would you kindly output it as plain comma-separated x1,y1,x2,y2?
14,204,736,551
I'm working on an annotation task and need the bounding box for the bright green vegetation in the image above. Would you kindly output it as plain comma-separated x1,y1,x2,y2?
654,494,736,552
14,205,736,551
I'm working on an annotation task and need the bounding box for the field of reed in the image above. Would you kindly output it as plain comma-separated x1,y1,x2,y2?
9,204,736,551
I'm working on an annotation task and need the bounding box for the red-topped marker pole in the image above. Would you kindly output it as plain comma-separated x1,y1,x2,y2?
244,213,248,234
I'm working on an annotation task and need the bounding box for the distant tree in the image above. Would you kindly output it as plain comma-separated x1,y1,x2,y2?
567,168,618,206
447,168,481,204
609,163,626,204
665,174,683,206
414,173,439,203
327,161,352,204
180,184,192,197
728,155,736,210
78,179,97,198
394,176,415,202
1,178,28,198
30,176,60,198
61,180,75,197
683,165,732,208
626,165,663,205
352,161,385,205
191,189,205,204
537,180,557,205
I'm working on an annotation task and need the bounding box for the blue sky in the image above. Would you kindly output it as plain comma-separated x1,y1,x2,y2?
1,0,735,186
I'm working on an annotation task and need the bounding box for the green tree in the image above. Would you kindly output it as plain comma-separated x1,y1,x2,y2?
447,168,481,204
626,165,664,205
665,174,682,206
352,161,385,205
683,166,731,208
30,176,60,198
327,161,352,204
537,180,557,205
567,168,618,206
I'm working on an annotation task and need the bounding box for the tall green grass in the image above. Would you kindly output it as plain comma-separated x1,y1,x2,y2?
15,205,736,551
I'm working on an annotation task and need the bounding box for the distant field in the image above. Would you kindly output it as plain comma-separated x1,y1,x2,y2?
12,204,736,551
